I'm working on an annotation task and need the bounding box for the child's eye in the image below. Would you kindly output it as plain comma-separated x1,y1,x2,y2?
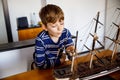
59,20,64,25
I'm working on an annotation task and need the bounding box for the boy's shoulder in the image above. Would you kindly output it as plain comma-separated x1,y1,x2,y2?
63,28,71,34
63,28,69,32
37,30,49,39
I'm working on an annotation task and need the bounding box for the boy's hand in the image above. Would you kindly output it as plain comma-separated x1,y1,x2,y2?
66,46,75,56
66,46,78,73
60,53,66,64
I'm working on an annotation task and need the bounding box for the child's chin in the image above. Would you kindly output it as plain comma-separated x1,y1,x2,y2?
54,34,61,38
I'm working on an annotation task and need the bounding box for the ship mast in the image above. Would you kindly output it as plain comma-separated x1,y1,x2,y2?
105,8,120,62
69,31,78,80
105,22,120,62
84,12,104,68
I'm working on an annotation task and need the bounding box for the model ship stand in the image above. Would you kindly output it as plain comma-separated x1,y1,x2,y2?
54,11,120,80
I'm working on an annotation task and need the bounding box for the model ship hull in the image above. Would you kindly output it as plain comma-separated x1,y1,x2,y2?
54,49,120,79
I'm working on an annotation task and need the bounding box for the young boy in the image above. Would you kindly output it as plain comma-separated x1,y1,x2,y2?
34,4,74,69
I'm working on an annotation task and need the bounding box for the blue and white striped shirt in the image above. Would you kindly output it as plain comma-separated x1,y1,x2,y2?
34,28,74,69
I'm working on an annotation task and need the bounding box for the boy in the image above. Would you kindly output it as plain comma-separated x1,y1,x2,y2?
34,4,74,69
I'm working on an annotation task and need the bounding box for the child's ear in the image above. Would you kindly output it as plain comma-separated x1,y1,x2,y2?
42,24,47,31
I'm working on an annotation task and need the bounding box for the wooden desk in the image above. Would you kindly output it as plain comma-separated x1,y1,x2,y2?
0,69,55,80
1,50,119,80
109,70,120,80
18,27,43,41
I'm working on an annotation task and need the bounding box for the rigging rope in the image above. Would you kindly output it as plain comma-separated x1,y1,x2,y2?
80,19,95,52
105,8,120,50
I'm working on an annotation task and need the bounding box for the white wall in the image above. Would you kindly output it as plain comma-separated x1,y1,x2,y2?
47,0,106,52
0,47,34,79
0,0,8,44
7,0,42,42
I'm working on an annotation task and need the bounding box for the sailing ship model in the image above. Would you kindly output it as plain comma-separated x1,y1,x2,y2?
54,8,120,80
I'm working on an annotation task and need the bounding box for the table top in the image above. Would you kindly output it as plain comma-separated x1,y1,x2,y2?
1,68,120,80
1,50,119,80
0,69,55,80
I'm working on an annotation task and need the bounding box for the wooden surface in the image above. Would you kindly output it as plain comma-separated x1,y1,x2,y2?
1,49,119,80
1,69,120,80
109,70,120,80
0,69,55,80
18,27,43,41
75,49,113,64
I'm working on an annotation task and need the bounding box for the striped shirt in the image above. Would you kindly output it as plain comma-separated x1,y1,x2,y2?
34,28,74,69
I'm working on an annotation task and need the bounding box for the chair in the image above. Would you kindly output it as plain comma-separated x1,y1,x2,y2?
31,61,37,70
31,52,37,70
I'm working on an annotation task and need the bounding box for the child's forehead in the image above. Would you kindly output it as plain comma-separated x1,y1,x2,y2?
47,20,64,25
47,21,59,25
49,19,64,23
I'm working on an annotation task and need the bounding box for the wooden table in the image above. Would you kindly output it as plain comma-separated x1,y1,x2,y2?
109,70,120,80
1,69,120,80
0,50,119,80
0,69,55,80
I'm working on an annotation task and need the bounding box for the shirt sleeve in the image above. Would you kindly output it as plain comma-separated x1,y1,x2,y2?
34,37,51,69
65,29,74,48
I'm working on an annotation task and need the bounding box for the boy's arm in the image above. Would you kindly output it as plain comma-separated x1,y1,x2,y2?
66,46,75,60
65,29,75,59
34,38,51,69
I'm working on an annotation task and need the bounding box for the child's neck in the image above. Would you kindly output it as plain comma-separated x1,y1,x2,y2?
50,35,59,43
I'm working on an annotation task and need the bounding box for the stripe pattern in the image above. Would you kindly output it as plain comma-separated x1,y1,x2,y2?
34,28,74,69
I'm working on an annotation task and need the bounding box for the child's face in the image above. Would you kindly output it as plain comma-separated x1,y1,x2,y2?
46,20,64,38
